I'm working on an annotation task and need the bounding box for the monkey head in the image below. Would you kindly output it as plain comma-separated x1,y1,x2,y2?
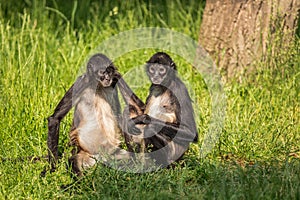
87,53,117,87
146,52,177,85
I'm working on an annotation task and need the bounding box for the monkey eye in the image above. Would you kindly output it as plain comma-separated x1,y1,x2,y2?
158,66,166,74
98,70,105,76
149,65,155,74
98,75,105,81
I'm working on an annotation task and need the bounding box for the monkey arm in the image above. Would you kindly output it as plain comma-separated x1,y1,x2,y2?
116,76,145,114
116,77,146,135
112,73,143,134
47,86,73,171
133,114,197,145
47,75,87,171
160,124,196,145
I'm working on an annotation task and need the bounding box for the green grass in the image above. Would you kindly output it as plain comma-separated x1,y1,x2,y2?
0,0,299,199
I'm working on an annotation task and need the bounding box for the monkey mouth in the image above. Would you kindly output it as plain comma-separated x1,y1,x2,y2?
101,79,112,87
151,78,161,85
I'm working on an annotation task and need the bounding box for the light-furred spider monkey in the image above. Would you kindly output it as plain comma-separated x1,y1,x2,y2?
45,53,138,176
118,52,198,167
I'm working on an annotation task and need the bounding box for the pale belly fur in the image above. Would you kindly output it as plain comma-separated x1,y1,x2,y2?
76,94,121,155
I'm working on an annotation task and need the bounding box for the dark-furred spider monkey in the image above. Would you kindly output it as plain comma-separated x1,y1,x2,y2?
118,52,198,167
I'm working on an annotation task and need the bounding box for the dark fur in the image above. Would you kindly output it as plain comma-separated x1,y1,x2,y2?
119,52,198,167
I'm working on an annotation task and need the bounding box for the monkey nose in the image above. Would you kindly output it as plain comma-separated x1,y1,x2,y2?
151,77,160,84
104,75,110,81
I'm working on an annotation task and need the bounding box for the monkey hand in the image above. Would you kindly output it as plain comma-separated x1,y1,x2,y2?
69,129,79,146
127,119,142,135
114,71,122,80
133,114,151,125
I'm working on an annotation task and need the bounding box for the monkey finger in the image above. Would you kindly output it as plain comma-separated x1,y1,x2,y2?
114,71,122,79
127,119,142,135
142,114,151,124
129,126,142,135
133,115,148,124
69,136,79,146
128,123,142,135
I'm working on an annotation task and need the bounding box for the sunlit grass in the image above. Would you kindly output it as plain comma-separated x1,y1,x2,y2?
0,0,299,199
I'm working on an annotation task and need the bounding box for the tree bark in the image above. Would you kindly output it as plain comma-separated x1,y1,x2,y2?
199,0,300,78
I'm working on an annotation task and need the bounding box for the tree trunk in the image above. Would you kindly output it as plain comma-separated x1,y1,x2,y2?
199,0,300,78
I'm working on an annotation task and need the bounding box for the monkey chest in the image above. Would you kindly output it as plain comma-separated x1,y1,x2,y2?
74,92,120,142
74,90,117,126
145,93,177,123
93,95,120,133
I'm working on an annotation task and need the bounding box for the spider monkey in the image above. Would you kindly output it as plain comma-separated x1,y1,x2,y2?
118,52,198,167
45,53,129,176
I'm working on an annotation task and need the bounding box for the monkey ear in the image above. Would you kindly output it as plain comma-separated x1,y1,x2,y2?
170,62,177,70
87,63,93,75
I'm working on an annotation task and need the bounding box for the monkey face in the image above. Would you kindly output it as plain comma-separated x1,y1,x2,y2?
87,54,117,87
147,64,168,85
87,54,116,87
146,52,177,85
95,66,115,87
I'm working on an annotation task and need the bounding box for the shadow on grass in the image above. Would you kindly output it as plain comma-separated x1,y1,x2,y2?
63,157,300,199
